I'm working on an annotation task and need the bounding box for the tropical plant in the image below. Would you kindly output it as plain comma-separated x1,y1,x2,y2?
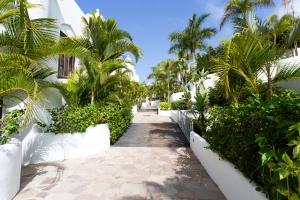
169,13,216,67
220,0,274,31
0,0,88,124
148,60,178,102
205,90,300,199
158,102,171,110
212,29,300,102
193,86,209,135
61,12,142,105
0,109,24,145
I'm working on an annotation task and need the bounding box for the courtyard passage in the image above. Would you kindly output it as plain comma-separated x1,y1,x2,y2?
15,112,225,200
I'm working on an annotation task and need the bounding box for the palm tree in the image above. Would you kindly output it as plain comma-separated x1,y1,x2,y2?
81,12,142,104
220,0,274,30
0,0,19,22
148,60,178,102
213,29,300,101
173,58,189,86
169,13,216,69
0,0,88,123
212,31,276,101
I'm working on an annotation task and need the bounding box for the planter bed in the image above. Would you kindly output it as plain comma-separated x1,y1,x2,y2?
21,124,110,165
0,138,22,200
190,131,267,200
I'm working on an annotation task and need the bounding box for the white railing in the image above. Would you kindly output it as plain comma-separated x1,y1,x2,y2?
176,110,193,143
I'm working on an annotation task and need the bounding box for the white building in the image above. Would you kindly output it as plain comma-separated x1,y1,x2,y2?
125,55,140,82
3,0,140,114
23,0,86,108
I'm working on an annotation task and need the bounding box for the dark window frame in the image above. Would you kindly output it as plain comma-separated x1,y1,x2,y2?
57,31,75,79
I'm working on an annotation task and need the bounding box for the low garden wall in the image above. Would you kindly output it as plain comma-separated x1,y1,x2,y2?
190,131,266,200
132,105,138,114
0,138,22,200
158,110,178,122
21,124,110,165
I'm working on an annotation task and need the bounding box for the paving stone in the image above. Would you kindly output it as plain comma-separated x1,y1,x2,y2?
14,112,225,200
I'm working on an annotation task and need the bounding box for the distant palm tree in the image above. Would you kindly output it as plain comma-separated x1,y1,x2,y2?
148,60,178,102
220,0,274,30
169,13,216,69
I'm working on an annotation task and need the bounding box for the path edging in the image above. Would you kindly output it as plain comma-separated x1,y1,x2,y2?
190,131,267,200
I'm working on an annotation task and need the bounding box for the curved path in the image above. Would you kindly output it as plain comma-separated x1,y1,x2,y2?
15,112,225,200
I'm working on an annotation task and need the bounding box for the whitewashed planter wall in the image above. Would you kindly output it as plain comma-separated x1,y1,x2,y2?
132,105,138,114
190,132,267,200
21,124,110,165
158,110,178,122
0,139,22,200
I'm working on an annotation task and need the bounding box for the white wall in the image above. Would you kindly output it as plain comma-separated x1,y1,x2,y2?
25,0,86,108
277,78,300,93
170,92,184,102
190,132,267,200
0,139,22,200
20,124,110,165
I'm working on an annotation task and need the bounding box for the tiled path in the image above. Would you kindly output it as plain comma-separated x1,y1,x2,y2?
15,112,225,200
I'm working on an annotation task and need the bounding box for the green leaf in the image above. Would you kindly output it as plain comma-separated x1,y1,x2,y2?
278,167,290,180
294,160,300,167
293,145,300,159
289,193,300,200
261,152,272,166
282,153,293,165
277,187,289,196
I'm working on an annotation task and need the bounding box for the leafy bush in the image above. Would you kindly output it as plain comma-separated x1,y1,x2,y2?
171,100,191,110
44,104,105,133
99,101,133,143
204,90,300,199
44,102,133,144
0,109,24,145
208,82,228,106
192,87,209,135
192,119,202,136
159,102,171,110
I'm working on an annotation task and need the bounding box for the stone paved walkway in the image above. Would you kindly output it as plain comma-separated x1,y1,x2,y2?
14,112,225,200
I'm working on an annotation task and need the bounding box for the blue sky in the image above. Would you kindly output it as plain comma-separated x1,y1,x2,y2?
75,0,295,82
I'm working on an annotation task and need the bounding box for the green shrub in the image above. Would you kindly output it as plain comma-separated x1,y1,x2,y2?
208,83,228,106
45,104,105,133
44,102,133,144
204,90,300,199
192,119,202,136
99,101,133,143
0,109,24,145
158,102,171,110
171,100,191,110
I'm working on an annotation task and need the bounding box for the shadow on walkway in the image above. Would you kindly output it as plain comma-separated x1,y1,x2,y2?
119,148,225,200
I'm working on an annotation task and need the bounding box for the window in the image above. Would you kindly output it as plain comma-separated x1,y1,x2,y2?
58,31,75,78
